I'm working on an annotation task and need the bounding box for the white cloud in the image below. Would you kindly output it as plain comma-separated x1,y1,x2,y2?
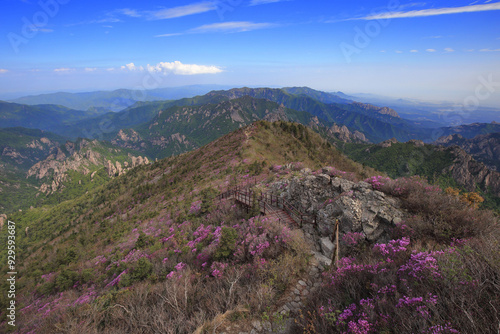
106,68,115,71
118,8,141,18
120,63,144,71
357,2,500,20
426,49,436,52
150,2,216,19
145,61,223,75
249,0,290,6
466,49,475,52
156,21,276,37
395,50,403,53
85,68,97,72
380,50,386,53
190,21,276,33
479,48,500,52
444,47,455,52
410,49,419,53
0,69,8,74
155,33,183,38
54,68,73,72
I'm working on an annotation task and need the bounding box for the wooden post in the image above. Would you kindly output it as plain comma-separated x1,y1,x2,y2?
335,219,340,267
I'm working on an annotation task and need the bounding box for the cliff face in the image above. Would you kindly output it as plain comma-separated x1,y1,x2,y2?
435,133,500,171
441,146,500,197
328,124,368,143
27,139,149,194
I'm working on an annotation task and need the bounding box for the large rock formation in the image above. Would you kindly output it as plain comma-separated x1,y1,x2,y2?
28,139,150,194
435,133,500,171
441,146,500,197
271,169,405,260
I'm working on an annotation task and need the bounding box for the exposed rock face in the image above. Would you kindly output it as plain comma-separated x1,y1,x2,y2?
115,129,141,143
442,146,500,197
263,104,289,122
379,138,398,148
2,147,27,161
272,170,405,258
328,124,368,143
28,139,150,194
435,133,500,171
306,116,368,143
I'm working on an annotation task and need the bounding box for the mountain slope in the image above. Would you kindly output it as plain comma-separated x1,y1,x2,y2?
0,101,107,132
1,121,498,334
0,128,67,213
435,132,500,171
342,139,500,210
0,121,377,333
281,86,353,104
438,122,500,138
206,87,431,142
0,128,148,213
9,85,230,112
54,94,231,139
112,96,368,159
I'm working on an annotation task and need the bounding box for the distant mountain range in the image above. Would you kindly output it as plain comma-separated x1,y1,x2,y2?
8,85,234,112
0,101,107,132
3,86,498,154
1,86,498,214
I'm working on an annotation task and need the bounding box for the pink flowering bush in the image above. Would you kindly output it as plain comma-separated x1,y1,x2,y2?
296,228,500,334
188,200,202,215
364,175,390,191
342,232,365,246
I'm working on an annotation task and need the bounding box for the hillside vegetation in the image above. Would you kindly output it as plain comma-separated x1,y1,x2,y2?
0,121,376,333
0,121,498,334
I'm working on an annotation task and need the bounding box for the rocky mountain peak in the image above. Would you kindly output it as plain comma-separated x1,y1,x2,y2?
328,123,368,143
379,137,398,147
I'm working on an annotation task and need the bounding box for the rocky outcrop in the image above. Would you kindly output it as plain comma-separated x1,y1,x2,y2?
328,124,368,143
307,116,368,143
130,155,150,168
272,169,405,258
2,147,27,161
28,139,150,194
379,137,398,148
26,137,54,150
435,133,500,171
441,146,500,196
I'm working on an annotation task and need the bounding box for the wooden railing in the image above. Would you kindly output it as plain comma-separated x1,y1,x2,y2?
217,181,316,227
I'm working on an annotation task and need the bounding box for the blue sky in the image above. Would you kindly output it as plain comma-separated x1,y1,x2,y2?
0,0,499,105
